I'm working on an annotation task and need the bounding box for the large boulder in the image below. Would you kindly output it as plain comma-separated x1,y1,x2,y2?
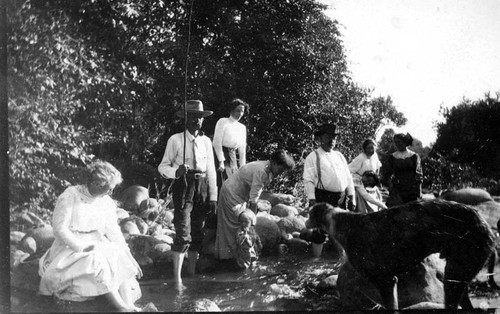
337,253,445,310
18,236,37,255
21,225,55,254
127,234,172,266
270,204,298,218
277,216,306,235
260,191,295,207
284,238,310,256
440,188,493,205
255,216,281,254
119,185,149,212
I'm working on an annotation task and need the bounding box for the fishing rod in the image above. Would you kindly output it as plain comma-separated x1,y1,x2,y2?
183,0,194,167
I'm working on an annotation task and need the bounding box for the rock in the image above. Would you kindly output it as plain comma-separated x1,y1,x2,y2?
153,233,173,245
138,198,160,221
187,298,220,312
277,216,306,235
10,231,26,245
270,204,298,217
140,302,159,312
256,199,272,213
440,188,493,205
19,236,37,255
116,207,130,221
421,193,436,200
337,253,445,310
473,200,500,232
268,283,300,297
135,255,154,267
120,216,148,236
119,185,149,212
127,234,173,265
256,211,281,223
317,274,339,291
285,238,309,255
22,225,54,253
10,247,30,268
255,216,281,255
15,212,35,227
260,191,295,206
121,221,141,239
403,302,444,310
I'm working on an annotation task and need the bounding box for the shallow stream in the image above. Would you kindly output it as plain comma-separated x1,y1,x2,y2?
12,250,346,312
11,248,500,312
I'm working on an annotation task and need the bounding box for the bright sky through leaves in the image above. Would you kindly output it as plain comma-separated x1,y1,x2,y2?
321,0,500,146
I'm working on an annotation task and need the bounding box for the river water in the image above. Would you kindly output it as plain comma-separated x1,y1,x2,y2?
11,246,500,312
11,248,346,312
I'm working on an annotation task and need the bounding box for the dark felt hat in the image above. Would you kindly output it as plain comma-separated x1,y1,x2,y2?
314,123,338,137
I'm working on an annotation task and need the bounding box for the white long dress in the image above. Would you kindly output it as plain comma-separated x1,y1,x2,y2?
39,185,141,302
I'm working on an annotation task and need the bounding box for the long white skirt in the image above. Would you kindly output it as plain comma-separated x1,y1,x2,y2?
39,239,141,302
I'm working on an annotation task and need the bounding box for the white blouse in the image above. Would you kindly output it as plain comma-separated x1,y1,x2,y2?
51,185,125,253
213,116,247,167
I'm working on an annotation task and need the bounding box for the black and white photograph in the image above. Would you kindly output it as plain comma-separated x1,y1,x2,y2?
3,0,500,312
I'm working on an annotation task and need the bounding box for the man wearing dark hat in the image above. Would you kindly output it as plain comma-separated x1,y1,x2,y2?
303,123,355,209
158,100,217,286
302,123,355,257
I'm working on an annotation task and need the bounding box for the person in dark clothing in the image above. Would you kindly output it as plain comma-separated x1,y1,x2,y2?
385,132,423,207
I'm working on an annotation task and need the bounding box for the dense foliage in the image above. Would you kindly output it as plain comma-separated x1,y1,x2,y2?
424,93,500,193
8,0,407,214
433,93,500,179
376,94,500,194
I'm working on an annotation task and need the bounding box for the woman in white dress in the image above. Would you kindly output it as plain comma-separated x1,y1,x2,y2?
348,138,382,185
39,160,143,312
213,98,249,183
348,139,385,212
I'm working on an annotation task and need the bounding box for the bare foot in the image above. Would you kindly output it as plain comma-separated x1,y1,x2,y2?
174,280,186,292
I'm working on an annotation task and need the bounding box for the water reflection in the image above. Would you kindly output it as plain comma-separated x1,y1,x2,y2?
138,252,343,312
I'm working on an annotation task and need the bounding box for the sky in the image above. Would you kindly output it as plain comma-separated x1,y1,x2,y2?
319,0,500,146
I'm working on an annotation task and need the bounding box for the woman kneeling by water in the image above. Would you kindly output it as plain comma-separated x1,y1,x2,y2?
215,149,295,263
38,160,147,312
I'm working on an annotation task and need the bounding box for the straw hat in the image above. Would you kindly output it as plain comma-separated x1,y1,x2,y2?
175,100,213,118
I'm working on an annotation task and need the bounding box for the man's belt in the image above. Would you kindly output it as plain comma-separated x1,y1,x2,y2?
186,170,206,180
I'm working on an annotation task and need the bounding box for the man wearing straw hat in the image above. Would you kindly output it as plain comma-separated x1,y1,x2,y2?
158,100,217,286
